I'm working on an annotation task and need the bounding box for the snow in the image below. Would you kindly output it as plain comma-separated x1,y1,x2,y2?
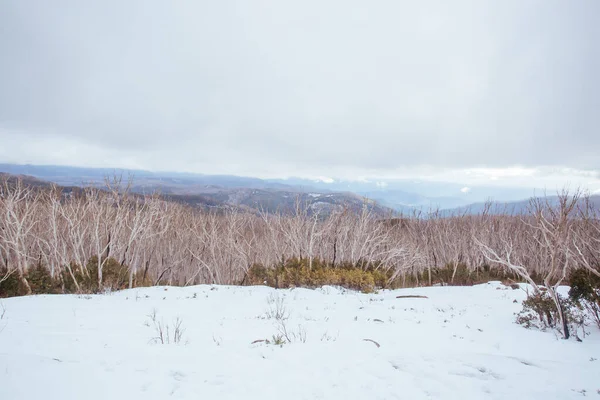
1,282,598,399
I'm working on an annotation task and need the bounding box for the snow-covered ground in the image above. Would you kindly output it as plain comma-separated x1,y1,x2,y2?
1,282,598,399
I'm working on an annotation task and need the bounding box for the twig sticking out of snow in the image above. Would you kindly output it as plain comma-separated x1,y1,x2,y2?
363,338,381,348
147,309,185,344
396,295,428,299
0,302,6,333
265,293,289,320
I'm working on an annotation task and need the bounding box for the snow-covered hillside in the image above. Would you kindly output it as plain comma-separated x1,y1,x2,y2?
1,282,598,399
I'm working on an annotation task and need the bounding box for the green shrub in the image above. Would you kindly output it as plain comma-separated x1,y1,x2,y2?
1,265,64,297
246,263,271,285
569,269,600,329
60,264,81,294
1,258,143,297
516,291,559,329
246,258,523,292
421,263,521,287
370,268,391,289
79,256,131,292
516,291,586,339
100,257,130,291
247,258,388,293
0,270,26,297
337,267,375,293
569,269,600,304
27,265,62,294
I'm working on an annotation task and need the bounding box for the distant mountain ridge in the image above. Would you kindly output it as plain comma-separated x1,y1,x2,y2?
0,163,292,192
3,163,578,216
0,164,393,216
266,177,540,212
439,194,600,216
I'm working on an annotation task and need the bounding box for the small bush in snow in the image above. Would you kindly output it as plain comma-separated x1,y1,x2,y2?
265,293,289,320
568,269,600,329
261,294,307,345
276,320,307,344
262,322,307,347
266,334,287,347
516,291,587,340
516,292,557,330
147,309,186,345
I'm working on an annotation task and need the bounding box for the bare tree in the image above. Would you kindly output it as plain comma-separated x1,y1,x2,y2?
0,179,41,294
476,190,582,339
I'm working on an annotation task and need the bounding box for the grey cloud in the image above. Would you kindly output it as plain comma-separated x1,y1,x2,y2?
1,0,599,176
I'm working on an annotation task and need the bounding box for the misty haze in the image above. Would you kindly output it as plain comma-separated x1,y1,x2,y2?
1,1,599,399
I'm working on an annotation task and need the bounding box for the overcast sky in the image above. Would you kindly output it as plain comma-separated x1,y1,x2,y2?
1,1,599,189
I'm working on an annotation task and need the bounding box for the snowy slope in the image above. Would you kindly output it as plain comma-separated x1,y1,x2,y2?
0,282,598,399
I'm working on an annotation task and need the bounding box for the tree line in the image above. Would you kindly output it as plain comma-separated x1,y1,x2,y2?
1,177,599,298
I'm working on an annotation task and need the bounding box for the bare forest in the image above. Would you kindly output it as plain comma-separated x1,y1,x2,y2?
1,178,599,297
